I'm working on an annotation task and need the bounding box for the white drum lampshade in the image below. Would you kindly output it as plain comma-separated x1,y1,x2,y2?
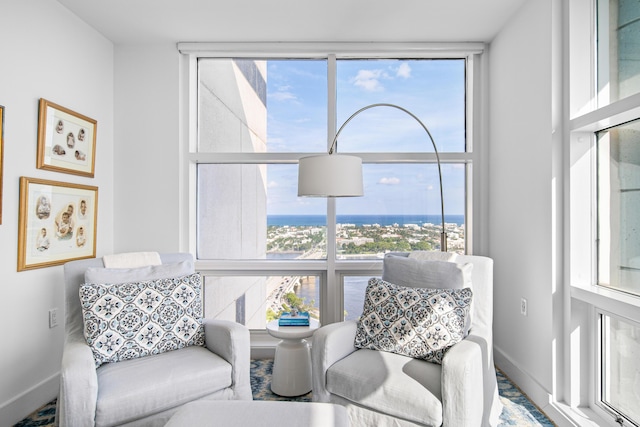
297,154,363,197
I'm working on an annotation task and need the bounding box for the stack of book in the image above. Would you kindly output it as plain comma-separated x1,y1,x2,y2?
278,311,310,326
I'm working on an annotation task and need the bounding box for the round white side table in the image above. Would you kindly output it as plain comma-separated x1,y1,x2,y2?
266,318,319,397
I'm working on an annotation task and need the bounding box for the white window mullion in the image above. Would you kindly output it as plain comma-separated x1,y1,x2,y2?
325,54,340,324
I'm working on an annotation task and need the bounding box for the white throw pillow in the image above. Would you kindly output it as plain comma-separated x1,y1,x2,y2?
408,250,458,262
102,251,161,268
84,260,194,284
354,278,473,364
80,273,204,367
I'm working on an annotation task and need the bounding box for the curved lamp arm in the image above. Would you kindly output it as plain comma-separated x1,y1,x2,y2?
329,103,447,252
298,103,448,252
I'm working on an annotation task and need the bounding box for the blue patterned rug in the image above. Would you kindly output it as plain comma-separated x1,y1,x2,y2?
15,360,554,426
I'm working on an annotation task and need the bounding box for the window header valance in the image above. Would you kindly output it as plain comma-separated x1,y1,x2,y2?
176,42,485,58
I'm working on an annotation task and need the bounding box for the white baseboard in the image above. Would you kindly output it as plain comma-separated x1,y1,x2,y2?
493,347,553,407
494,347,613,427
0,372,59,427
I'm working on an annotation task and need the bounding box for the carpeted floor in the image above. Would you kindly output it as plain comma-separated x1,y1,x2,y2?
15,359,555,426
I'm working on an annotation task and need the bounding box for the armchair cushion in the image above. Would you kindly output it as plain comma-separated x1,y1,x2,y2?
80,272,205,367
95,345,232,427
354,278,473,364
327,349,443,426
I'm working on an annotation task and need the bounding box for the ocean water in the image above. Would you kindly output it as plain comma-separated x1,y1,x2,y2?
268,214,464,227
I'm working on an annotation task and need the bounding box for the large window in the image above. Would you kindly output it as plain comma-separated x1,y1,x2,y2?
594,3,640,426
597,0,640,105
186,46,477,329
597,119,640,297
598,313,640,425
569,2,640,426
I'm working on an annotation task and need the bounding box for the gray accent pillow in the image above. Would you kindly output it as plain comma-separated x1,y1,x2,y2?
79,273,205,367
354,278,473,364
84,260,194,284
382,254,472,289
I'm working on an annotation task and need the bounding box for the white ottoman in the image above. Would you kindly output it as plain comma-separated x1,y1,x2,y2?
165,400,349,426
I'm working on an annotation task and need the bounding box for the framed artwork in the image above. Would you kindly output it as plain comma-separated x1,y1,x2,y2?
0,105,4,224
37,98,97,177
18,177,98,271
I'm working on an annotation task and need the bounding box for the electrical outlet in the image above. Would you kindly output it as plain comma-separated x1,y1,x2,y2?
49,308,58,328
520,298,528,316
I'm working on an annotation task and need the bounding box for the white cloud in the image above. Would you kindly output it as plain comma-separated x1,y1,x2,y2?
269,84,297,102
352,69,387,92
378,177,401,185
396,63,411,79
267,181,279,188
271,91,297,102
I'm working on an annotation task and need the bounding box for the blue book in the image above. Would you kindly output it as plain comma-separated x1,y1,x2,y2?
278,321,309,326
278,321,310,326
279,311,310,326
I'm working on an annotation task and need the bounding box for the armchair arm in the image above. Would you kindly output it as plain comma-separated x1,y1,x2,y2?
203,319,252,400
311,320,359,402
441,334,484,427
57,336,98,427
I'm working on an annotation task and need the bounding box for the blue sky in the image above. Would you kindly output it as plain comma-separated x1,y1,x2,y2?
265,59,466,216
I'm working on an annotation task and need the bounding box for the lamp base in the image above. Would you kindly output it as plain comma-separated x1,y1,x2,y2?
441,232,448,252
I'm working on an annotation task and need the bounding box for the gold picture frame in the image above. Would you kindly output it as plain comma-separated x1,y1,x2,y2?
37,99,97,177
18,177,98,271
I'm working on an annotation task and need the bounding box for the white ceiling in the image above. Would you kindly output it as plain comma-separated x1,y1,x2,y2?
56,0,527,45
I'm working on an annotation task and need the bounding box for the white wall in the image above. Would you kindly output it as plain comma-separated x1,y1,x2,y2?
489,0,561,405
0,1,114,425
113,45,182,253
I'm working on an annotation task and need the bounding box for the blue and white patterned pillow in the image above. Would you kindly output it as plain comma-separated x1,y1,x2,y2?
79,273,205,367
354,277,473,364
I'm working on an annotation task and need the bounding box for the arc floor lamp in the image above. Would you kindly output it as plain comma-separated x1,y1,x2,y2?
297,103,448,252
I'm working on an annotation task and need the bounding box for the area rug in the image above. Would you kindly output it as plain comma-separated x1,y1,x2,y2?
15,360,554,426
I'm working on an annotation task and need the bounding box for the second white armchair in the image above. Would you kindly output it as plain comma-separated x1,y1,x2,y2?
311,253,502,427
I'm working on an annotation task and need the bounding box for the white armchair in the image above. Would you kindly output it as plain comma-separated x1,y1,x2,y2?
56,252,252,427
311,253,502,427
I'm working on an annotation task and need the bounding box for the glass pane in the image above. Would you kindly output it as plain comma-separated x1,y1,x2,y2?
203,275,320,330
598,0,640,104
336,59,466,153
197,164,327,260
336,163,466,258
198,58,327,153
601,314,640,424
344,276,380,321
597,119,640,296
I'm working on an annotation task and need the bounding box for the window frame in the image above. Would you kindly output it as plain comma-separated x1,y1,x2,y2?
567,1,640,426
179,42,486,328
595,308,640,426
